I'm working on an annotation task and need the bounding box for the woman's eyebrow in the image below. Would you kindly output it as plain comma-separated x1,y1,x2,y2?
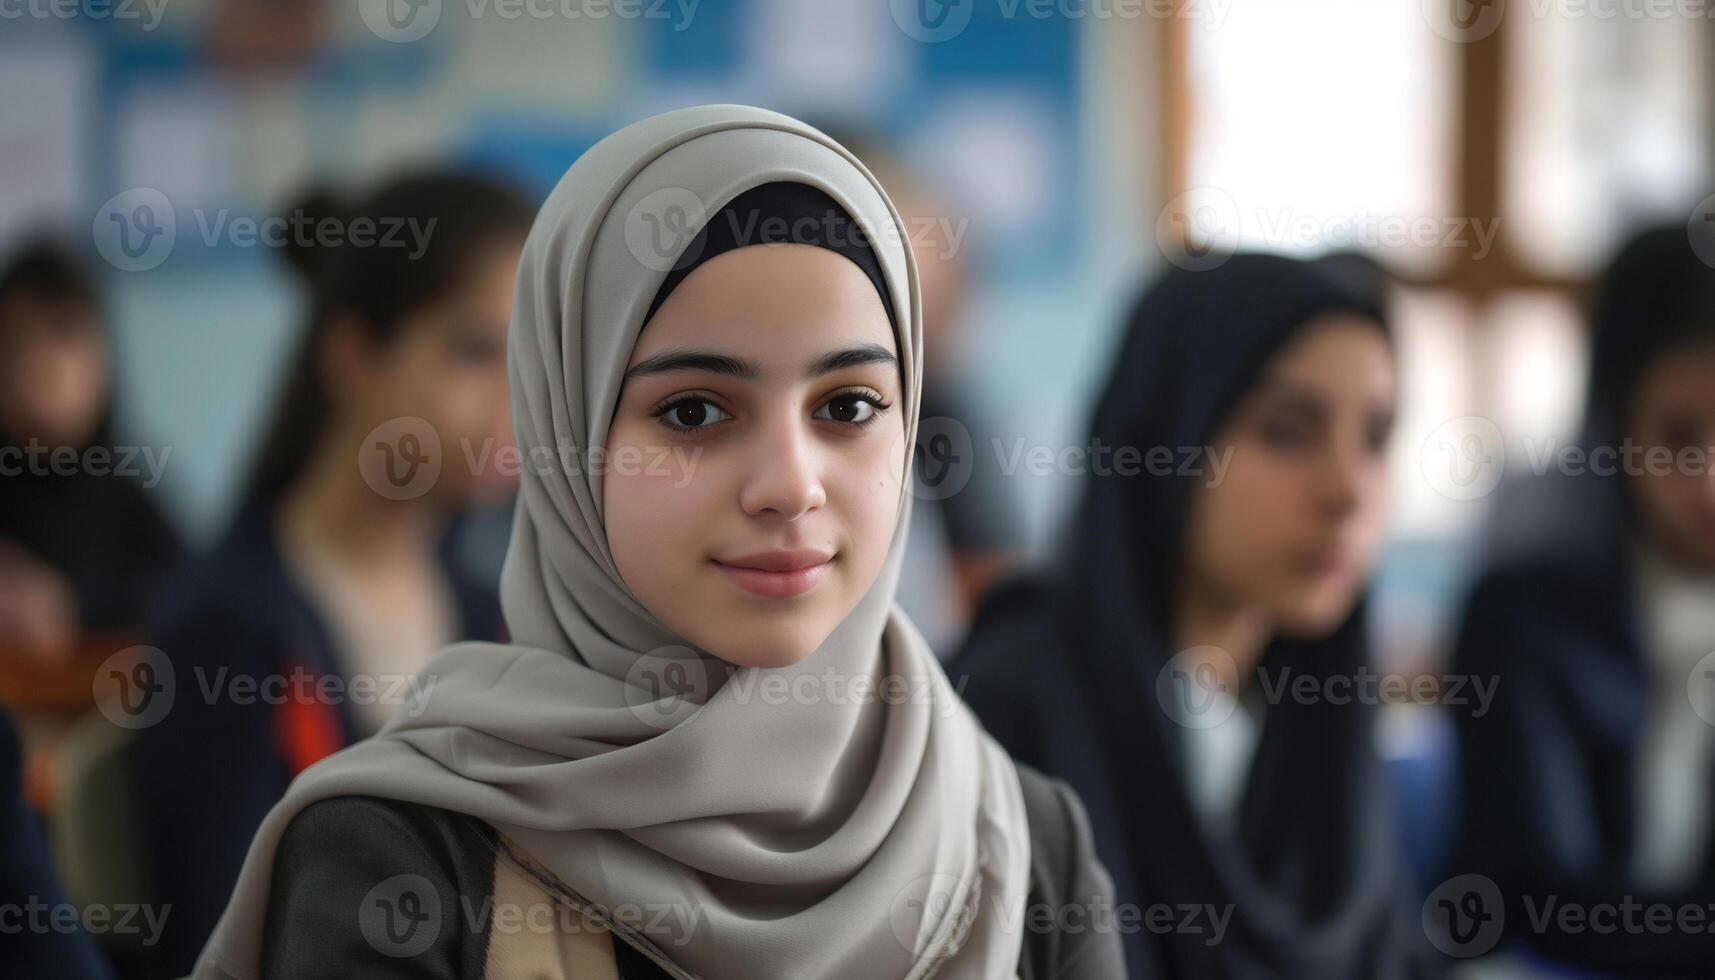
624,343,897,382
805,343,896,378
624,348,760,381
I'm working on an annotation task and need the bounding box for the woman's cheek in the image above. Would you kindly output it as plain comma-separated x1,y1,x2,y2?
606,431,718,542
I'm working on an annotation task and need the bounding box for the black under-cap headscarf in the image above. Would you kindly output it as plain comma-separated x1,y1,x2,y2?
645,181,896,330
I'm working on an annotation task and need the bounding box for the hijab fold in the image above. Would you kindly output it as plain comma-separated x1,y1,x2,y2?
195,104,1030,980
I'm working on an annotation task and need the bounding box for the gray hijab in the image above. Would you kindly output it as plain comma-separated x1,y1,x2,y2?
194,104,1031,980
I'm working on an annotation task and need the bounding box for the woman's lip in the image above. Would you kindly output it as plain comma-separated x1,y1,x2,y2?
1298,547,1350,578
711,555,834,599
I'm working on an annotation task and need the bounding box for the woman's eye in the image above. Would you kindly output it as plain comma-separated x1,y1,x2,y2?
657,397,730,432
815,394,881,426
1259,419,1315,450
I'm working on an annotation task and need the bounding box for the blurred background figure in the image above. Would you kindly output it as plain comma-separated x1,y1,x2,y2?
954,254,1430,978
126,171,530,977
1447,226,1715,977
0,238,182,661
824,130,1029,654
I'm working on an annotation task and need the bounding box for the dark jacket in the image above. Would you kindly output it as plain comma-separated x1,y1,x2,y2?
259,765,1125,979
130,503,504,979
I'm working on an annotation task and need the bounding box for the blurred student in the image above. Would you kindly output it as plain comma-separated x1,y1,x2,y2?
0,238,182,659
130,171,533,977
1448,225,1715,975
953,255,1438,977
826,130,1028,653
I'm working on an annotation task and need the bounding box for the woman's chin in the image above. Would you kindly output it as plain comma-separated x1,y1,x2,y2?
703,621,829,670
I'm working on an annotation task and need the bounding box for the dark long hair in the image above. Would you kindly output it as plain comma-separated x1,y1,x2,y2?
244,171,535,504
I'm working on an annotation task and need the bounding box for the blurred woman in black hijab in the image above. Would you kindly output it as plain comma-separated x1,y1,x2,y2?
953,253,1435,978
0,237,182,657
1448,224,1715,975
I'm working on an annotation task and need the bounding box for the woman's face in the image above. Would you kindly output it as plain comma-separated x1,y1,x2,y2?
0,293,109,448
1627,338,1715,570
604,243,906,669
1182,314,1395,636
342,239,523,506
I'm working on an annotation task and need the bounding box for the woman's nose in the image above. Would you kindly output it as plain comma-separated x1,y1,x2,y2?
738,417,827,521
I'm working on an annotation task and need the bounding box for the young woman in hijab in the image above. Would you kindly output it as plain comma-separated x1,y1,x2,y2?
953,253,1437,978
0,237,182,657
189,106,1123,980
130,172,532,978
1447,225,1715,975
